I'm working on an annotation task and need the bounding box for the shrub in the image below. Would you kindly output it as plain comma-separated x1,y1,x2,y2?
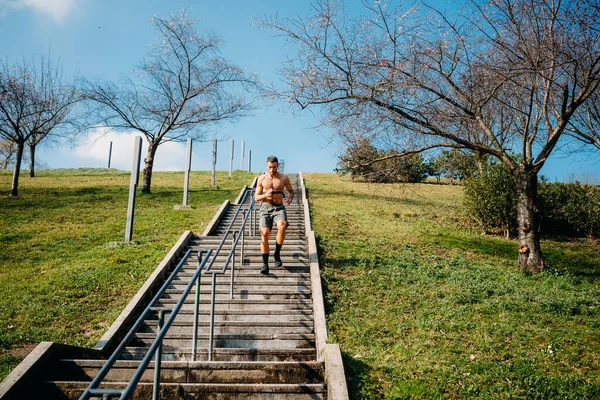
538,181,600,237
435,149,479,182
464,168,600,239
463,161,517,237
554,182,600,237
337,139,428,183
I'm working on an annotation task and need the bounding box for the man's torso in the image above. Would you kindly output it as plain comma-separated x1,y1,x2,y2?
261,173,287,205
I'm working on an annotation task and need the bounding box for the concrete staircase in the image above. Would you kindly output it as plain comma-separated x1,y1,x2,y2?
0,173,345,399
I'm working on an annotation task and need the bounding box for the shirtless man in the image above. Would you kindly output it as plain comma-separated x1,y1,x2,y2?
255,156,294,275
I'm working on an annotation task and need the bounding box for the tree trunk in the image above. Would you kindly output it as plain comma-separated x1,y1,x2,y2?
2,156,11,170
10,142,25,197
475,152,486,175
141,141,158,194
29,144,35,178
514,169,545,273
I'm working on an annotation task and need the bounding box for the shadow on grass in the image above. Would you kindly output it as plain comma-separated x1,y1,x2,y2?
340,350,378,400
433,230,600,280
543,247,600,280
429,230,516,263
312,188,440,208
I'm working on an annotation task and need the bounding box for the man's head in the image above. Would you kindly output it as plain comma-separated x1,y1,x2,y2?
266,156,279,176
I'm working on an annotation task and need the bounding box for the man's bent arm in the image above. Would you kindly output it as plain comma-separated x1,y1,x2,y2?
255,177,264,202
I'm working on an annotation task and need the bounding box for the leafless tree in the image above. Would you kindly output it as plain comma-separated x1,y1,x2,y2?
0,139,17,169
261,0,600,273
81,11,257,194
567,90,600,151
0,53,80,196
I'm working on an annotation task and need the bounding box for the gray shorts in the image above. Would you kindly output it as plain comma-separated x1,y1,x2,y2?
259,203,288,230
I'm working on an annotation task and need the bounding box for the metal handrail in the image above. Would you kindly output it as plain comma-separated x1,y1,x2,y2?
203,188,257,360
80,248,213,400
80,187,258,398
204,188,256,273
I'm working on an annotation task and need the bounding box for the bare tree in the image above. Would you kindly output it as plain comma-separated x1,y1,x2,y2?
567,90,600,150
0,139,16,169
0,53,80,196
261,0,600,273
81,11,257,194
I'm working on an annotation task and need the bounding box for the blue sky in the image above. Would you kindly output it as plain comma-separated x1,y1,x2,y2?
0,0,598,181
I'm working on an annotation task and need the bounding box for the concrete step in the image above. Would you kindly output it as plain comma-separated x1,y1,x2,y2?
139,321,314,335
211,230,307,237
216,214,305,221
190,238,307,245
171,275,311,284
196,253,309,262
188,243,308,252
165,287,311,296
176,266,311,275
161,291,310,301
50,381,325,399
121,347,317,362
144,310,314,323
131,333,316,349
154,299,313,312
174,273,311,283
51,360,324,384
201,256,310,265
166,282,311,291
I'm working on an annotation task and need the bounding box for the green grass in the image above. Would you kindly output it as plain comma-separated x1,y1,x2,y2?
304,173,600,399
0,168,255,380
2,170,599,398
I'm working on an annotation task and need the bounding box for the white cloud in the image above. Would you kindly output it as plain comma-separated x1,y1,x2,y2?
0,0,82,23
72,128,190,172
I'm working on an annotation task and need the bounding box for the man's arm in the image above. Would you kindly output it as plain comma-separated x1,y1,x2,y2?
255,176,264,202
255,175,273,202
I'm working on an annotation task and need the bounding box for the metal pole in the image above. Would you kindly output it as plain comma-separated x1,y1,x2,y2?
231,231,237,299
248,149,252,172
240,140,245,170
211,139,217,187
153,309,166,400
242,210,246,264
183,138,192,205
208,274,217,361
229,139,234,176
251,208,255,237
183,138,192,206
125,136,142,242
192,250,206,362
107,141,113,169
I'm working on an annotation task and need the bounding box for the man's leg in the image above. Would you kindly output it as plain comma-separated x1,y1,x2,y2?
274,220,287,267
260,227,271,274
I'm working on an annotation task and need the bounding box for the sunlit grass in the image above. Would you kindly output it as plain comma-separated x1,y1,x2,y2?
305,173,600,400
0,168,255,380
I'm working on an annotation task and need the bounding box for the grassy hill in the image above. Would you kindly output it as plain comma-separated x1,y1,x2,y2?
304,173,600,399
0,168,255,380
1,170,599,398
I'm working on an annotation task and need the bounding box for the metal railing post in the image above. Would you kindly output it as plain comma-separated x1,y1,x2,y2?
208,273,217,361
253,206,257,236
153,308,168,400
201,188,255,364
192,250,207,361
231,231,237,299
241,225,245,268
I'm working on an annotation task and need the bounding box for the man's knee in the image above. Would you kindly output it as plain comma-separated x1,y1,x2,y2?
261,228,271,240
277,220,287,231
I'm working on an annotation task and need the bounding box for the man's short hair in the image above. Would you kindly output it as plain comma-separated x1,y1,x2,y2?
266,156,279,164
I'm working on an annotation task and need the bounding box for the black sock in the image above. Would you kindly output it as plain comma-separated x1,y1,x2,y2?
262,254,269,265
274,244,282,260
